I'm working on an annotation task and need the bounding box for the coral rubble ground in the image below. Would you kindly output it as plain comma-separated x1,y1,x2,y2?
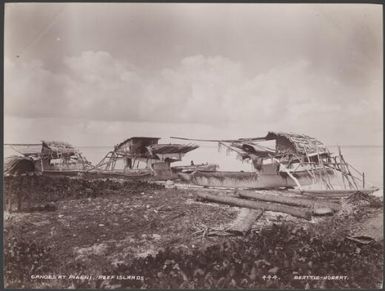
4,175,383,289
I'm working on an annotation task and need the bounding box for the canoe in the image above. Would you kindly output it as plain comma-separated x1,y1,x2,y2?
178,170,320,189
178,163,334,189
171,163,218,173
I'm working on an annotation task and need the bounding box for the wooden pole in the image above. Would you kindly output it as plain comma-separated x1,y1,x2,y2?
197,192,312,220
338,146,358,190
40,158,44,172
291,188,377,195
271,157,303,191
238,190,340,211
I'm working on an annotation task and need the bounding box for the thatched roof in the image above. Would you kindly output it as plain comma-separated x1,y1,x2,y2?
115,137,160,151
265,131,329,156
41,141,79,158
219,131,329,161
7,141,81,159
231,142,275,157
113,137,197,160
4,156,36,176
9,144,41,157
147,144,199,155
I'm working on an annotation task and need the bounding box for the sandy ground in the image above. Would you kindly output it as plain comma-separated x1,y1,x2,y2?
4,176,383,288
4,183,242,284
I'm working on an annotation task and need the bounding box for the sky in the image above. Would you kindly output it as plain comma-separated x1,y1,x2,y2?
4,3,383,146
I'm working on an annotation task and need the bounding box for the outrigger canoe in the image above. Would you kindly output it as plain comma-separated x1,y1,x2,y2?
178,163,334,189
173,131,368,191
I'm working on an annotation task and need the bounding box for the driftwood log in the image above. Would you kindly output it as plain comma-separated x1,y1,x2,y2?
238,190,341,211
293,188,378,196
197,192,312,220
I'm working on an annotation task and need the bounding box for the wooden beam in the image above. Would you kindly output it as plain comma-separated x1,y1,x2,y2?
197,192,312,220
238,190,340,211
271,157,303,191
294,188,378,195
170,136,268,143
5,143,41,146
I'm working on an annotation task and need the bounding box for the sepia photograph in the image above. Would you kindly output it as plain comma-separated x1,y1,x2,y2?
3,2,383,289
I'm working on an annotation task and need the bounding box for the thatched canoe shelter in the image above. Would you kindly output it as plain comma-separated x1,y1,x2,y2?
264,131,329,157
4,156,36,176
7,141,91,173
95,137,199,176
41,141,79,159
172,131,365,190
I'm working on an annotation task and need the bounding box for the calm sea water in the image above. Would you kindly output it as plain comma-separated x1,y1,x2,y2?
4,144,383,188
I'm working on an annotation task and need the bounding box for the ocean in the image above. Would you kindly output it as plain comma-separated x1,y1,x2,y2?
4,143,383,188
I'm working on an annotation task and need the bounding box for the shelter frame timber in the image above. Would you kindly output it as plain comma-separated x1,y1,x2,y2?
172,131,368,191
94,137,199,175
6,141,91,172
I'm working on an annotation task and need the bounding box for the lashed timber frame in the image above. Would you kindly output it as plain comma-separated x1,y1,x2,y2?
172,131,367,191
93,137,199,173
94,150,150,171
40,141,91,171
93,137,158,172
7,141,91,172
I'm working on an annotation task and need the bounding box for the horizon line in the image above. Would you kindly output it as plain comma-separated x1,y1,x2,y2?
4,143,383,148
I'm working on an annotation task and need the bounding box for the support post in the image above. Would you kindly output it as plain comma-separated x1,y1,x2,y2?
272,157,303,191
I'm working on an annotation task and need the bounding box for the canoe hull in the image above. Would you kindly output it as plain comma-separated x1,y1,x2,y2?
178,167,331,189
171,164,218,173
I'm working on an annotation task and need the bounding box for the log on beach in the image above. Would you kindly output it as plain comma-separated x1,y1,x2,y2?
197,192,312,220
238,190,341,211
293,188,378,196
285,190,354,200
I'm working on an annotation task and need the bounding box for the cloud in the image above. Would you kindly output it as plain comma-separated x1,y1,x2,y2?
5,52,309,124
4,51,382,145
5,51,144,121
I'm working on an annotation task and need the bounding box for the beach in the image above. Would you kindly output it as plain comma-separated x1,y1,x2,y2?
3,140,384,288
4,171,383,289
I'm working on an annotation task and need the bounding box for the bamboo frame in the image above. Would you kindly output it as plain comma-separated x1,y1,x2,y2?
213,137,365,192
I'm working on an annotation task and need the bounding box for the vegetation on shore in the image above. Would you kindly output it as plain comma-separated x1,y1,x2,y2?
4,175,383,289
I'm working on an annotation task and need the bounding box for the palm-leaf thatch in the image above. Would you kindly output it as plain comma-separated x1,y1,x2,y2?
41,140,78,159
147,144,199,155
9,144,41,158
265,131,329,156
4,156,36,176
